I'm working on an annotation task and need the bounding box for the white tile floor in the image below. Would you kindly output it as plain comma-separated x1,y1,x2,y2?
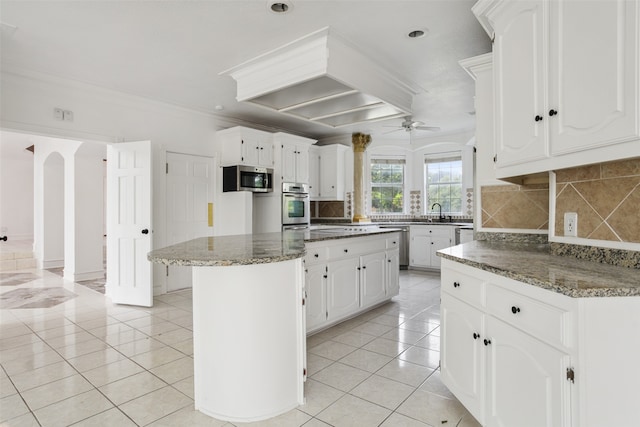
0,266,481,427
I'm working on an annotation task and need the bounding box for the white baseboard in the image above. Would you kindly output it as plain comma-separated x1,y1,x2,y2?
64,269,105,282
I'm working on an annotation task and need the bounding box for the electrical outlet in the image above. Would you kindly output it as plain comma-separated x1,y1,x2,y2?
54,108,64,120
63,110,74,122
564,212,578,237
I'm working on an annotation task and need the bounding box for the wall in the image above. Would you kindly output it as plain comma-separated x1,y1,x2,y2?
0,131,34,240
554,158,640,243
480,184,549,230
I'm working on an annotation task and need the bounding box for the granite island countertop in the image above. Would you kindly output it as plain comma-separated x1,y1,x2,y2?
148,228,401,267
438,240,640,298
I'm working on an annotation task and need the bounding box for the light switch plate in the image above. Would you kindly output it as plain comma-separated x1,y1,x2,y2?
564,212,578,237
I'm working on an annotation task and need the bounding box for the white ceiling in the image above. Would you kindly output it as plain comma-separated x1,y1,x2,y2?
0,0,491,143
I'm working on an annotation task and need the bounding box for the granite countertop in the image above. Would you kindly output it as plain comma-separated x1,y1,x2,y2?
438,241,640,298
148,228,401,267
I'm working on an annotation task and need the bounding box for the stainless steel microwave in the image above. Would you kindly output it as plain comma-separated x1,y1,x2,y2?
222,165,273,192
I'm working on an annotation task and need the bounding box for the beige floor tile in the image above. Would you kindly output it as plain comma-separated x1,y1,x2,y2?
0,341,50,363
67,347,126,372
33,389,113,427
0,348,63,376
0,374,17,398
362,337,411,357
0,333,42,351
306,353,333,376
308,340,357,361
119,385,192,426
0,392,30,423
399,319,440,334
70,407,137,427
153,327,193,346
368,313,406,327
414,333,440,351
147,406,228,426
234,408,311,426
396,389,466,426
33,323,84,340
0,323,32,340
83,358,145,387
302,418,332,427
351,321,394,337
103,329,149,346
1,411,40,427
99,371,167,405
172,376,195,399
376,359,434,387
10,360,75,392
351,374,415,410
135,320,182,336
331,330,377,348
398,346,440,369
45,330,97,349
311,362,370,392
419,370,455,399
113,336,165,357
21,373,93,410
57,338,109,359
130,345,184,369
379,412,431,426
299,379,345,416
171,338,194,355
317,394,391,427
149,356,194,384
338,348,392,373
382,328,426,345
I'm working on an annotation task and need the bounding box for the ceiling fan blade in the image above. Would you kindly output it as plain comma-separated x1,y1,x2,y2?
414,125,441,131
382,128,404,135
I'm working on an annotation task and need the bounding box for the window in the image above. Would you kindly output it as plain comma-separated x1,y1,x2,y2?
425,152,462,214
370,157,405,213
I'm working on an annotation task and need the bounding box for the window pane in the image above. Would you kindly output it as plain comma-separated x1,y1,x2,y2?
371,159,404,213
424,156,462,215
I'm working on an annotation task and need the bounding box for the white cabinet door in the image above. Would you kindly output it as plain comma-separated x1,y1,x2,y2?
327,257,360,321
548,0,640,156
281,143,309,183
308,147,320,199
441,293,485,424
296,145,309,183
430,235,452,269
493,0,548,168
305,264,327,332
244,140,273,167
360,252,386,306
485,316,571,427
386,249,400,297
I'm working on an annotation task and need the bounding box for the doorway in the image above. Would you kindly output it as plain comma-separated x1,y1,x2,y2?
165,152,215,292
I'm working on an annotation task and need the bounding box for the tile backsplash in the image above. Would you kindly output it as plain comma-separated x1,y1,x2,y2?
554,158,640,243
481,184,549,230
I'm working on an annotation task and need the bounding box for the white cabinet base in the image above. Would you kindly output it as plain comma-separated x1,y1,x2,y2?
192,259,305,422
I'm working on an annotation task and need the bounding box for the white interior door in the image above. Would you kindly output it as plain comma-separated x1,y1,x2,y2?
106,141,153,307
166,152,214,292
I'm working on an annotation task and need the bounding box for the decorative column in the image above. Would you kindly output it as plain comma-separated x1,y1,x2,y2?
352,132,371,223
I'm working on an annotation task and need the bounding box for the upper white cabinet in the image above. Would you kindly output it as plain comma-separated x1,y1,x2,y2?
474,0,640,179
309,144,349,201
216,126,274,167
275,133,316,184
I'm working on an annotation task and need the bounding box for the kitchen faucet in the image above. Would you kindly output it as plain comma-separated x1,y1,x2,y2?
431,202,445,222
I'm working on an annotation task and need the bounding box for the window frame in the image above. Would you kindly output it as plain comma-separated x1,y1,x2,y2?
369,156,407,215
424,152,463,215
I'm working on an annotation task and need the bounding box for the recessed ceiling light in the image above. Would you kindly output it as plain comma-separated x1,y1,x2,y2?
407,29,427,39
270,2,290,13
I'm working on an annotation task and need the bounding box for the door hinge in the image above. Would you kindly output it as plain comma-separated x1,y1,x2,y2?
166,265,169,277
302,298,305,306
493,155,497,163
566,367,575,383
166,163,169,174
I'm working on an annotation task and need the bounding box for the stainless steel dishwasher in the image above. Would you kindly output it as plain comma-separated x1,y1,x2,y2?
378,225,409,269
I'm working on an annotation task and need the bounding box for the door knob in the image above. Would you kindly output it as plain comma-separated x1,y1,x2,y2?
141,229,149,234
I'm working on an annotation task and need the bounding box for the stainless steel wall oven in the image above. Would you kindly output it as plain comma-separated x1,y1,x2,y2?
282,182,310,229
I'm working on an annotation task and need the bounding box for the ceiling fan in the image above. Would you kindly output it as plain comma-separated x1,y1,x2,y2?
382,116,441,135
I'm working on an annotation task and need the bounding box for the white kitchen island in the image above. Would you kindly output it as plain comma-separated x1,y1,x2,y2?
148,233,307,422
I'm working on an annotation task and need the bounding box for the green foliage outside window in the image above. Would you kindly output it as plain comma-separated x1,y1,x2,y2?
426,158,462,214
371,162,404,213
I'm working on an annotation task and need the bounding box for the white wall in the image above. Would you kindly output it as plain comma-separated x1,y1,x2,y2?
0,68,234,292
0,131,34,240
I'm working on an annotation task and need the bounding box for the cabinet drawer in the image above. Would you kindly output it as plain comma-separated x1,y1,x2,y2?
441,267,483,307
305,246,328,264
485,284,571,349
328,237,386,259
386,235,400,249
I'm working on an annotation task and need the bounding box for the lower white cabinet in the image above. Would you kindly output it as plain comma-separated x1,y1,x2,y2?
440,258,640,427
305,233,400,334
410,225,454,269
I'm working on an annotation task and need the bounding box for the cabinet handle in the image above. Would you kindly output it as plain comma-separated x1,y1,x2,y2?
511,306,521,314
534,115,543,122
362,266,366,269
549,109,558,116
484,339,491,346
357,267,361,271
473,333,480,340
323,275,327,279
453,282,460,288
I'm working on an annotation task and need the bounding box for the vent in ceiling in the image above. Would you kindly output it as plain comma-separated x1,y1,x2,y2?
221,27,420,128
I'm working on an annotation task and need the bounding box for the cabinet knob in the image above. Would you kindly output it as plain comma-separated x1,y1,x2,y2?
453,282,460,288
534,115,543,122
393,241,397,244
314,253,319,258
323,275,327,279
473,333,480,340
388,259,391,263
549,109,558,116
511,306,521,314
484,339,492,346
141,229,149,235
344,249,348,253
